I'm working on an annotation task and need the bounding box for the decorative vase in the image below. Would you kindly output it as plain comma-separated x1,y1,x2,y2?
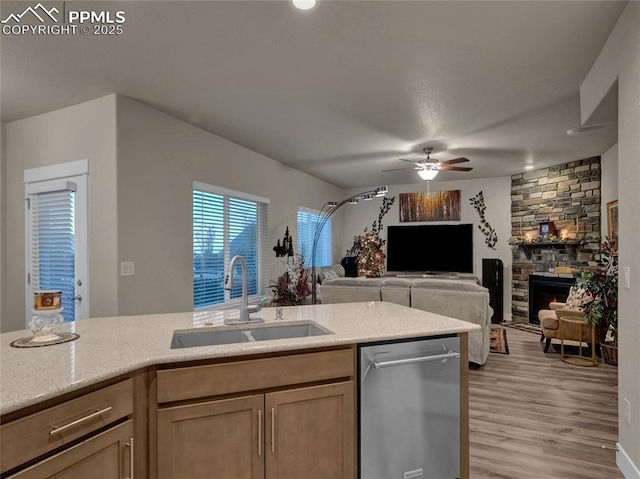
341,256,358,278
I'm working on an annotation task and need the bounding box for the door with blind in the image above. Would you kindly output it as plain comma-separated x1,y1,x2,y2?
24,161,89,325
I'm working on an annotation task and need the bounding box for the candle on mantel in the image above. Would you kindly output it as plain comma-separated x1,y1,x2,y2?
560,229,569,240
525,232,534,242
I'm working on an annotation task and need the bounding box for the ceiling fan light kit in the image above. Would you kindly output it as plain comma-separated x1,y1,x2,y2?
291,0,317,11
382,146,473,181
418,168,439,181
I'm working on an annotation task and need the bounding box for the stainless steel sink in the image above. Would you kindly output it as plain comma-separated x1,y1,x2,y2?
170,321,332,349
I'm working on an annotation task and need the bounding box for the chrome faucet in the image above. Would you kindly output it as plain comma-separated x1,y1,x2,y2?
224,255,267,324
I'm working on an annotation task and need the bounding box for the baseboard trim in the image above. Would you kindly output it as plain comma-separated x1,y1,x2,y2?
617,443,640,479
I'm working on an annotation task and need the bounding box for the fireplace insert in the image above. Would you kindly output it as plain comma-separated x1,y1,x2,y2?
528,275,575,324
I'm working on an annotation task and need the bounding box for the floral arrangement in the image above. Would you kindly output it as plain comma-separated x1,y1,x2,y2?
271,253,310,306
575,237,618,343
353,232,387,278
348,196,395,278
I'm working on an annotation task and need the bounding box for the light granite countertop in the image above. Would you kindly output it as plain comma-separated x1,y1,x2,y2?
0,301,478,415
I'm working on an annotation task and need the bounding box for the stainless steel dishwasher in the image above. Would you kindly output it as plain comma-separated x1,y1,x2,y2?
359,336,460,479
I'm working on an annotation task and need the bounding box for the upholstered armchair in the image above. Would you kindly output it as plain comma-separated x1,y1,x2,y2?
539,304,593,352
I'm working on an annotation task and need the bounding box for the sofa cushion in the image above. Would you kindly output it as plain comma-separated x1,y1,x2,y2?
322,277,383,287
319,277,382,304
381,278,414,288
320,270,339,283
381,278,412,306
411,278,485,292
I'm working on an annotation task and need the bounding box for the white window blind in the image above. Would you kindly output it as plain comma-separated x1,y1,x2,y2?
297,208,332,267
27,188,76,322
193,183,269,309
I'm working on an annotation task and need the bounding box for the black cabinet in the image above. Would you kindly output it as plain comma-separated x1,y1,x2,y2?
482,258,503,324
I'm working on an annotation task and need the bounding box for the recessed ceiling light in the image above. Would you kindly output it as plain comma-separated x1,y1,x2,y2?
525,165,535,170
291,0,317,10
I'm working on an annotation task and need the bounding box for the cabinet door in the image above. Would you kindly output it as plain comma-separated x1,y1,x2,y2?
7,420,133,479
266,382,355,479
157,395,264,479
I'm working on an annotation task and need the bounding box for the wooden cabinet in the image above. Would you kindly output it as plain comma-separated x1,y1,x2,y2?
266,382,354,479
1,379,135,478
157,395,264,479
6,420,133,479
154,347,356,479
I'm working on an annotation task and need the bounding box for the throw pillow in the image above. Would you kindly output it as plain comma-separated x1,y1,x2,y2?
564,285,589,311
320,270,339,284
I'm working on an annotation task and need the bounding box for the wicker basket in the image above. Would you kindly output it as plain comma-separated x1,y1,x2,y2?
600,342,618,366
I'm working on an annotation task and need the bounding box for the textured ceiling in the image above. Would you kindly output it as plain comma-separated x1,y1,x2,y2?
1,1,624,188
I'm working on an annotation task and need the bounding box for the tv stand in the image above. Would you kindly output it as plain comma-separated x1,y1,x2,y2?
394,271,459,278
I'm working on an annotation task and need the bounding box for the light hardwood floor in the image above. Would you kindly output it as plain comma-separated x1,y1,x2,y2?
469,326,622,479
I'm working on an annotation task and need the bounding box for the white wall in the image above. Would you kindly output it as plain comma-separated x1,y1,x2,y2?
2,96,119,332
1,94,343,331
115,96,343,316
1,122,6,326
342,176,513,321
581,3,640,475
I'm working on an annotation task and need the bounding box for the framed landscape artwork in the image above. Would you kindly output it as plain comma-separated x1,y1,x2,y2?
607,200,618,245
399,190,461,222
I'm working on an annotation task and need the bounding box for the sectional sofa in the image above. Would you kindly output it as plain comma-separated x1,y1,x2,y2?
318,269,492,366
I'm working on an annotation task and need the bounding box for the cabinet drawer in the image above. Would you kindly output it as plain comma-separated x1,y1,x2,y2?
1,379,133,474
5,420,133,479
157,348,354,403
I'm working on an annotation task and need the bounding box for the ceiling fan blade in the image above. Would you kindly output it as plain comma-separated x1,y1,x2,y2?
438,165,473,172
399,158,421,164
381,167,417,172
440,157,469,165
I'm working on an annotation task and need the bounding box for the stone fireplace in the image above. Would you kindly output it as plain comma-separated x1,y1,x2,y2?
510,157,601,323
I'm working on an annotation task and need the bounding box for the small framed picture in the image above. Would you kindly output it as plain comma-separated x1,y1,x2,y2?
607,200,618,245
539,221,555,238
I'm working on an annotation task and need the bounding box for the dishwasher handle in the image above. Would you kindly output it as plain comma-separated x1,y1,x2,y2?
371,351,460,369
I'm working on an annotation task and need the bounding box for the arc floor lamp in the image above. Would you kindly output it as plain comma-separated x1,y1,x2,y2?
310,186,388,304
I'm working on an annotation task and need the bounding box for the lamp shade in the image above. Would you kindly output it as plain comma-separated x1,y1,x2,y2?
417,168,438,180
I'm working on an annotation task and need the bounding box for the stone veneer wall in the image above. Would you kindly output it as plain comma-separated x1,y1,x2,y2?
510,157,601,322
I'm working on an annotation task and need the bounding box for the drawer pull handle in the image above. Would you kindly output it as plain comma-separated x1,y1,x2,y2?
257,409,262,456
49,406,113,436
126,437,134,479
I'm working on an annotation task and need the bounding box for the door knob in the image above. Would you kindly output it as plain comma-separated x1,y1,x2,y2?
72,294,82,302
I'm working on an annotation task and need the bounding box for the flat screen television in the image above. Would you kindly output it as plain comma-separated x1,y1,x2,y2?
386,224,474,273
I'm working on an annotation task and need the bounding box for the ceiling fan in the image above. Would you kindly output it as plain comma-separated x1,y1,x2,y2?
382,147,473,180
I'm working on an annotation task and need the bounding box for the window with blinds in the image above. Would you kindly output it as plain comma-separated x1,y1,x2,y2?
27,188,76,322
297,208,332,267
193,182,269,309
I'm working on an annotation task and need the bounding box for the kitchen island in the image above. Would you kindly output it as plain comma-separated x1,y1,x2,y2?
0,301,478,478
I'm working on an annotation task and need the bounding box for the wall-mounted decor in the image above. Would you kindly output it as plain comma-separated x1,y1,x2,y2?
469,191,498,249
607,200,618,245
399,190,461,222
273,226,294,257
